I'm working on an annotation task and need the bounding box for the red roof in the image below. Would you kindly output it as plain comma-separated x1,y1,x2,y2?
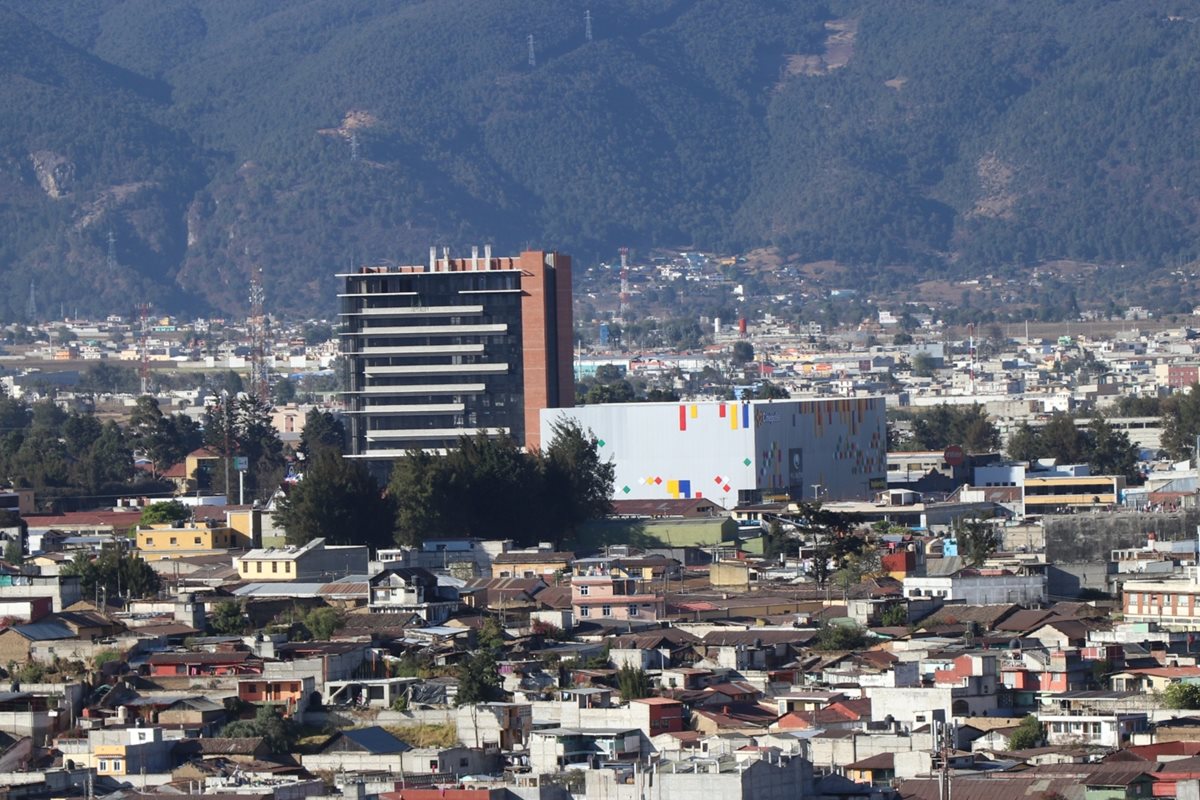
24,510,142,529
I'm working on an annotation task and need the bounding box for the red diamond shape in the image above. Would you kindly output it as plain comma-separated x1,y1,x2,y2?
722,483,731,492
654,477,663,485
714,476,723,484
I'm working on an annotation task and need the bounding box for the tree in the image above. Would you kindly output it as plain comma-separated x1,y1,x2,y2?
456,648,501,706
477,616,506,651
730,341,755,364
1087,415,1139,482
1163,682,1200,710
880,604,908,627
62,549,161,601
210,601,247,635
3,538,23,565
298,409,345,458
539,419,615,546
1006,422,1041,462
274,450,391,551
1038,413,1087,464
813,622,868,651
617,664,651,701
763,519,790,561
272,378,298,406
753,381,790,399
1161,385,1200,461
909,404,998,452
274,448,394,549
910,351,936,377
139,500,191,526
203,395,285,500
302,607,342,640
955,518,1000,567
130,396,202,477
1007,714,1044,750
222,704,296,752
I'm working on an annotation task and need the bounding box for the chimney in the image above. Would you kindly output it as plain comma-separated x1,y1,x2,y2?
484,243,492,268
471,246,479,270
442,246,451,271
428,247,436,273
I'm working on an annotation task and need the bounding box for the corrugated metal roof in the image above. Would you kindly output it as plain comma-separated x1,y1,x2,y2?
12,622,74,641
337,726,411,754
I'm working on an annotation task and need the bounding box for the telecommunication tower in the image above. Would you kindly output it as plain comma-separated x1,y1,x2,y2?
585,9,593,42
349,132,360,162
26,280,37,322
618,247,631,318
138,303,152,395
107,230,118,273
248,269,270,403
528,34,537,67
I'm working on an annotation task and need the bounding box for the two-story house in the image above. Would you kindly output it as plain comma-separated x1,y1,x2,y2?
367,568,459,623
570,563,665,624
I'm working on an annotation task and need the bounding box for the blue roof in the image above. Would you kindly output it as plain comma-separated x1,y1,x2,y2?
337,726,411,755
13,621,74,641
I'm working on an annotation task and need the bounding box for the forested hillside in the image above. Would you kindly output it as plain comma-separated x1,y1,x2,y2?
2,0,1200,318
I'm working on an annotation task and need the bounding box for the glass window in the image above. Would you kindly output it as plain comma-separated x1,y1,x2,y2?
579,585,589,596
256,562,262,573
272,562,278,573
579,606,590,617
602,605,612,617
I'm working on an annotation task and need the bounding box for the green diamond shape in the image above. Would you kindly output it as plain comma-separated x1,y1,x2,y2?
621,485,631,494
743,457,752,466
597,439,606,447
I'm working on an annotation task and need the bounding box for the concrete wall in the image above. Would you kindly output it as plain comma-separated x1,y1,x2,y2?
1046,509,1200,563
807,730,934,776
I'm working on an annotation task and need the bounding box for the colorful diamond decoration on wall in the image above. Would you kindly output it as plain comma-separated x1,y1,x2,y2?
654,477,663,485
621,485,631,494
597,439,606,447
743,458,752,466
722,483,731,492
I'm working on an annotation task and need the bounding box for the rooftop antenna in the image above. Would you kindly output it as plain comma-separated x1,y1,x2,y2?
26,280,36,322
585,9,593,42
527,34,536,67
349,132,360,162
107,229,118,273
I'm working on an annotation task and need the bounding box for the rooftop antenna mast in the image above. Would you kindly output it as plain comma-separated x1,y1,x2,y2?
138,303,152,395
349,132,360,162
527,34,536,67
585,9,593,42
26,280,36,322
249,269,269,404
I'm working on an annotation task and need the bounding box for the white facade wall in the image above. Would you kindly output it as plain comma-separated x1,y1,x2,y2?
902,574,1046,605
541,398,886,503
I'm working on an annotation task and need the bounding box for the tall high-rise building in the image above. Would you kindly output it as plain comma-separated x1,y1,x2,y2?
339,247,573,467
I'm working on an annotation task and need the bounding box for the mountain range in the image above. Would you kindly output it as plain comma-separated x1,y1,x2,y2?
2,0,1199,319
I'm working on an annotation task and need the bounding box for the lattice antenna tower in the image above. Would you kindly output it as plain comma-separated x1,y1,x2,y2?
618,247,631,318
26,281,36,322
349,132,360,162
249,269,269,403
528,34,536,67
585,9,593,42
107,230,118,272
138,303,152,395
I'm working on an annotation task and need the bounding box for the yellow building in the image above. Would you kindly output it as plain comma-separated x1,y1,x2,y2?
136,523,249,561
1024,474,1126,512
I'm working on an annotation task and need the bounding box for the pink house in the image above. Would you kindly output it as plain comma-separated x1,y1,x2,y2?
571,570,665,623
